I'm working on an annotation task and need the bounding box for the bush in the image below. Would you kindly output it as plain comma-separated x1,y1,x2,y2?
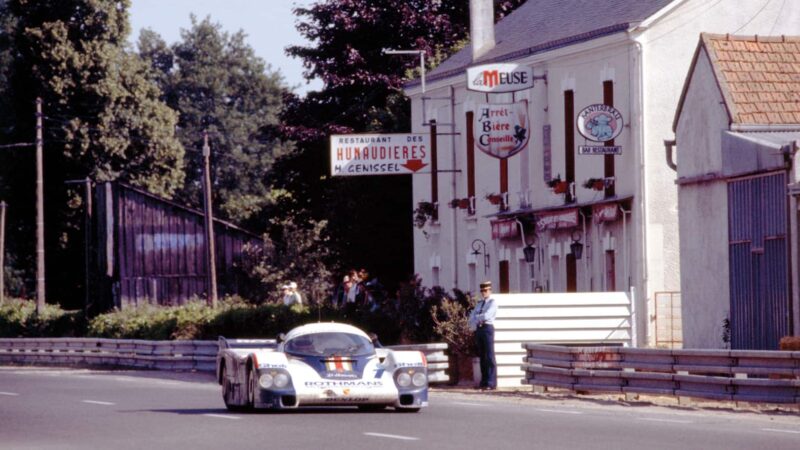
431,289,477,357
0,298,86,337
1,276,461,345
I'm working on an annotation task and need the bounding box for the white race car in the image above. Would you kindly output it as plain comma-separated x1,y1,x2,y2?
216,322,428,412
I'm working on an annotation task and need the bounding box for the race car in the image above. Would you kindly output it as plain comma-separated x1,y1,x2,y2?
216,322,428,412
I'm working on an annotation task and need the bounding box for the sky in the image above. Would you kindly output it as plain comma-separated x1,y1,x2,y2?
128,0,322,96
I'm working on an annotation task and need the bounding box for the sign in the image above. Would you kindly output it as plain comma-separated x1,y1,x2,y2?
536,209,578,231
474,101,530,159
491,219,519,239
329,134,430,176
466,64,534,93
576,104,624,142
593,203,620,223
578,145,622,155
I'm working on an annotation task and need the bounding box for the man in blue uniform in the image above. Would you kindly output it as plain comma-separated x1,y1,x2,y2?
469,281,497,390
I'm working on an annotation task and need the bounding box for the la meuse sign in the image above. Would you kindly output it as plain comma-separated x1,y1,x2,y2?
466,63,534,93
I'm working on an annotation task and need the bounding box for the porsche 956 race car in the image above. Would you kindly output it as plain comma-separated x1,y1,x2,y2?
216,322,428,412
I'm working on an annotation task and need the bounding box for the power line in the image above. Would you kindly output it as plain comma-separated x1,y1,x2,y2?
733,0,774,35
0,142,34,149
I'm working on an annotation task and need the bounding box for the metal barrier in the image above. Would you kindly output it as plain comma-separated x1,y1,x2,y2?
521,344,800,403
387,343,449,383
0,338,449,383
0,338,217,372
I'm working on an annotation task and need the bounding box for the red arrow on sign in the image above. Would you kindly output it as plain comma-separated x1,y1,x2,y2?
402,159,427,173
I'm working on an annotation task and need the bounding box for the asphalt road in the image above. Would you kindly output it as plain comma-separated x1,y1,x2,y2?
1,367,798,450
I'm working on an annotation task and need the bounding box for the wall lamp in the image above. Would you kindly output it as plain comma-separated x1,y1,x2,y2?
471,239,490,275
515,218,537,264
570,230,584,260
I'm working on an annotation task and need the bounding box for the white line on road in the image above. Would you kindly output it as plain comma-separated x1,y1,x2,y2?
535,409,583,415
0,392,20,396
204,414,240,420
450,402,486,407
638,418,692,424
81,400,115,406
762,428,800,435
364,432,420,441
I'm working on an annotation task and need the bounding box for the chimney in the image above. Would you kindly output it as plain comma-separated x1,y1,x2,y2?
470,0,496,61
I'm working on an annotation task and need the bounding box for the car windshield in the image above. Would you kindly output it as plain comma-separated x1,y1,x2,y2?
284,332,375,357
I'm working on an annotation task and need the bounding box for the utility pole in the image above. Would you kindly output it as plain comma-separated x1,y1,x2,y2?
0,201,6,304
202,131,218,307
35,97,45,313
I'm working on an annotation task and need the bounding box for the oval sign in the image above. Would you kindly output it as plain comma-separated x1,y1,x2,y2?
466,63,534,93
576,104,624,142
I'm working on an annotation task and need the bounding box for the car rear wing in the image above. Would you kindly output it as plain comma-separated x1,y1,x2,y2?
218,336,278,351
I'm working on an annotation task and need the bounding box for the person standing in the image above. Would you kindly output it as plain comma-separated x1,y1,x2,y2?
468,281,497,390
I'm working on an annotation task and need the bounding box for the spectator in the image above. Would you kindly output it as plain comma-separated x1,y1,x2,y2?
332,275,351,307
289,281,303,305
282,282,302,306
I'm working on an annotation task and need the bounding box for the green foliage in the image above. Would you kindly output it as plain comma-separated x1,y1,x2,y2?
1,0,185,305
239,217,334,304
0,298,85,337
138,16,292,226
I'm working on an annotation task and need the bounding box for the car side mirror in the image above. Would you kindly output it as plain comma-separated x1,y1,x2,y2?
277,333,286,343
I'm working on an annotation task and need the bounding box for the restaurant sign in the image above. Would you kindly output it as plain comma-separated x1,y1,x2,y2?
474,101,530,159
536,209,579,231
466,63,534,93
491,219,519,239
329,133,430,176
593,203,620,223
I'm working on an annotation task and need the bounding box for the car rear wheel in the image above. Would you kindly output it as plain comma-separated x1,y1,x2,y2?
222,365,242,412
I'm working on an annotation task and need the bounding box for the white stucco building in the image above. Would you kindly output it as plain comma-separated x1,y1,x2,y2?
672,33,800,349
403,0,800,346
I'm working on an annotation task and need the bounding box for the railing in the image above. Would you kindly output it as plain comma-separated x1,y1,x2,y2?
0,338,449,383
521,344,800,403
0,338,217,371
386,343,449,383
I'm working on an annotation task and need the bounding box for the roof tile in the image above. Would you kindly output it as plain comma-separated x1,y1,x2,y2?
706,33,800,125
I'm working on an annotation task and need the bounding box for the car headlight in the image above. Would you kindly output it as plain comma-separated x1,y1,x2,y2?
258,374,274,389
412,372,427,387
396,372,411,387
274,372,290,388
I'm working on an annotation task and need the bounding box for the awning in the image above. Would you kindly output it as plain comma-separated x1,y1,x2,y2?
487,196,633,226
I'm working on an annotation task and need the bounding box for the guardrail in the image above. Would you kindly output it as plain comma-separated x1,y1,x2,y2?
521,344,800,404
386,343,449,383
0,338,218,371
0,338,449,383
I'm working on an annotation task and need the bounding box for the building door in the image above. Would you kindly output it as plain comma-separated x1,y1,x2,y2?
499,260,510,293
605,250,616,291
566,254,577,292
728,172,790,350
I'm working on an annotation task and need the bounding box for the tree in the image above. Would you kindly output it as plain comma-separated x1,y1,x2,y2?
278,0,526,292
138,17,293,226
1,0,185,307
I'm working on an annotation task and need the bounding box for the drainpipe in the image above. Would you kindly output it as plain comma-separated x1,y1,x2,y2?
450,86,459,288
632,37,647,347
664,139,677,171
